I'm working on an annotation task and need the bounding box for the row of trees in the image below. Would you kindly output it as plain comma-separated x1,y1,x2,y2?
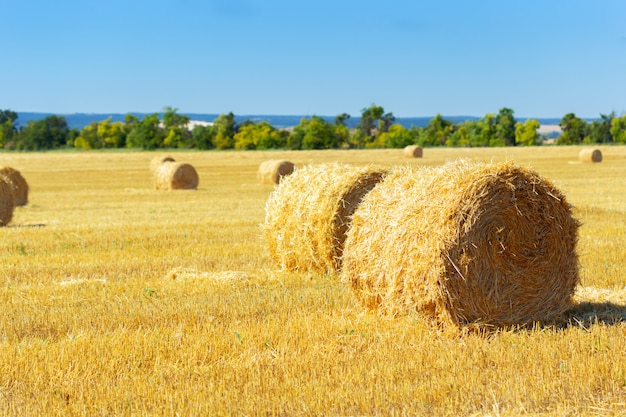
2,106,626,151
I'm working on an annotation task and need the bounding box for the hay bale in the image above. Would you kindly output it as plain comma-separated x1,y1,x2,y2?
0,177,15,226
341,160,580,327
153,161,199,190
257,160,295,185
579,148,602,163
264,163,388,273
0,166,29,206
150,155,176,172
403,145,423,158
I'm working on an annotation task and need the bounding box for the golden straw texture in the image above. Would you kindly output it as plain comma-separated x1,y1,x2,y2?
403,145,423,158
0,166,29,206
0,177,16,226
150,155,176,172
153,161,199,190
578,148,602,163
264,163,388,273
257,160,295,185
341,160,580,327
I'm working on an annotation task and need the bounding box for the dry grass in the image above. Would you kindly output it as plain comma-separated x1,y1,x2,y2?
0,146,625,416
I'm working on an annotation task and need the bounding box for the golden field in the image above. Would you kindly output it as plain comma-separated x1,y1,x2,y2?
0,146,625,416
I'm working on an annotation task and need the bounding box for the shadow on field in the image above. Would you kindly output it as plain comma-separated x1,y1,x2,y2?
562,301,626,328
10,223,46,228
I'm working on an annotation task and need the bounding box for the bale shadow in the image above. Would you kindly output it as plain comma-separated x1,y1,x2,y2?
561,301,626,329
8,223,46,228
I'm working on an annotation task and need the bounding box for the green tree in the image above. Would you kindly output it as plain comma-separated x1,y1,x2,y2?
162,106,191,148
14,115,69,150
418,114,454,146
376,124,414,148
557,113,589,145
334,113,350,126
448,122,471,147
213,113,237,149
290,116,337,150
0,109,18,147
515,119,540,146
588,113,614,144
125,113,165,149
610,114,626,144
234,121,286,150
191,124,216,149
495,107,517,146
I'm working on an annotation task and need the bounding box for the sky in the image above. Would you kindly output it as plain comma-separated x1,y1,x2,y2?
2,0,626,118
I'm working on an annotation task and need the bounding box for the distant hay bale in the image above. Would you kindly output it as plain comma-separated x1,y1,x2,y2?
0,166,29,206
579,148,602,163
153,161,199,190
150,155,176,172
403,145,423,158
264,163,388,273
0,177,16,226
257,160,295,185
341,160,580,327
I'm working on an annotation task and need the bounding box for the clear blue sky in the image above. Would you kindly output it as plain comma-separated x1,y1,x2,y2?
3,0,626,118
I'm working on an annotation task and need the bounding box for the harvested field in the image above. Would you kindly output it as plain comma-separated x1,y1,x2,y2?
0,146,625,416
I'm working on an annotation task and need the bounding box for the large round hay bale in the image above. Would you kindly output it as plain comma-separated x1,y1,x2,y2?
341,160,580,327
150,155,176,172
0,177,16,226
153,161,199,190
257,160,295,185
403,145,423,158
579,148,602,163
264,163,388,273
0,166,29,206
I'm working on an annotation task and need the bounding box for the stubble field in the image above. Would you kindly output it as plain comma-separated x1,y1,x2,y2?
0,146,625,416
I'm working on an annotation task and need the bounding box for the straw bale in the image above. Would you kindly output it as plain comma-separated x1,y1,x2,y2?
150,155,176,172
578,148,602,163
264,163,388,273
0,166,29,206
153,161,199,190
341,160,580,327
257,160,295,185
0,177,16,226
403,145,423,158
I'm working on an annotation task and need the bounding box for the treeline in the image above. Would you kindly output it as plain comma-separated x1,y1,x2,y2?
1,105,625,151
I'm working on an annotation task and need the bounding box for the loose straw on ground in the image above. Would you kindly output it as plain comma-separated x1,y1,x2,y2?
264,163,388,273
257,160,295,185
341,159,580,328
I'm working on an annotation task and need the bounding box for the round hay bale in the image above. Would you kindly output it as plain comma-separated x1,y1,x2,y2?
257,160,295,185
341,160,580,327
403,145,423,158
578,148,602,163
153,161,199,190
150,155,176,172
0,166,29,206
264,163,389,273
0,177,16,226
